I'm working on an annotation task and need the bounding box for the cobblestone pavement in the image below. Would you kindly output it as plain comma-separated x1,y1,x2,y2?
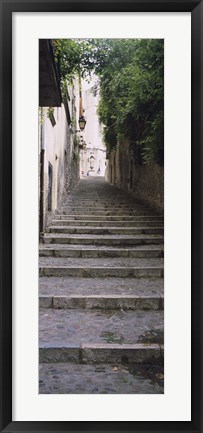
40,308,164,346
39,363,164,394
39,177,164,393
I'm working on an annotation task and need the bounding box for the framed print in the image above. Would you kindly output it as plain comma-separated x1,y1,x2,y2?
0,0,202,432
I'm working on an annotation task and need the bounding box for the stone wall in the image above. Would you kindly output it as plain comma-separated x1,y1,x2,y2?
105,139,164,213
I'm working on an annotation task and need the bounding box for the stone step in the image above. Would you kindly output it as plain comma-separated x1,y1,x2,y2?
62,201,146,205
39,362,164,394
39,294,164,310
39,257,164,266
51,220,163,227
62,206,150,211
39,257,164,278
39,276,164,297
48,226,164,235
56,210,159,216
40,268,163,278
39,308,164,364
40,343,163,365
64,199,143,202
51,219,163,228
62,202,144,205
62,197,163,210
43,234,164,246
39,245,164,258
65,201,143,205
66,197,141,201
54,215,164,222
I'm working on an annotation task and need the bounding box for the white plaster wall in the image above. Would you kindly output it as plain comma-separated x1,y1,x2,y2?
42,105,68,212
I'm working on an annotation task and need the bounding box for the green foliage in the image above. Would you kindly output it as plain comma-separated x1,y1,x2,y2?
47,107,54,119
97,39,164,165
46,107,56,126
53,38,164,165
52,38,108,97
53,39,81,80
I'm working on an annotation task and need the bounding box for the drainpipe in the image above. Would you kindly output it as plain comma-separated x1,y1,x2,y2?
39,110,45,242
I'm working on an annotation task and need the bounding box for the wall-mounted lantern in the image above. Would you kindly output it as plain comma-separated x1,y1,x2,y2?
78,115,86,131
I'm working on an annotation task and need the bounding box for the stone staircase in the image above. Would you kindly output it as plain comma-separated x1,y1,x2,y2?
39,177,164,394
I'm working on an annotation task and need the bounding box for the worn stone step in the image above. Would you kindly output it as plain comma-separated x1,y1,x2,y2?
57,214,163,224
51,219,163,227
39,294,164,310
58,213,159,218
68,201,145,204
66,197,141,201
48,226,164,235
39,257,164,266
39,257,164,277
56,215,163,221
62,201,145,205
56,210,159,216
40,343,163,365
63,199,143,203
43,234,164,246
39,276,164,298
39,308,164,364
39,245,164,258
39,256,163,265
65,201,143,206
39,362,164,394
62,207,149,212
40,266,163,278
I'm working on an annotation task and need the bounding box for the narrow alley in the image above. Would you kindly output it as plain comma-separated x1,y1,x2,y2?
39,177,164,394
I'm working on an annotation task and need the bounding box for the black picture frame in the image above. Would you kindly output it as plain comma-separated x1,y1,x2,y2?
0,1,202,432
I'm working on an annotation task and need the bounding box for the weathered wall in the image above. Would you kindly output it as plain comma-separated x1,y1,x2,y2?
105,139,164,213
42,106,69,224
130,162,164,212
39,103,80,233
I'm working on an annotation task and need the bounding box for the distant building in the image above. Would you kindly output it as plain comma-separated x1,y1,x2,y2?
79,76,106,177
80,146,106,177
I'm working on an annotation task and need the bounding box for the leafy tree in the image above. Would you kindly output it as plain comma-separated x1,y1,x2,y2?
96,39,164,165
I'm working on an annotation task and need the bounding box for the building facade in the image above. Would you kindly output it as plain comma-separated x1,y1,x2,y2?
39,40,80,238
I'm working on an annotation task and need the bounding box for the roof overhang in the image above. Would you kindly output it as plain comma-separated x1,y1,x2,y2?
39,39,62,107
